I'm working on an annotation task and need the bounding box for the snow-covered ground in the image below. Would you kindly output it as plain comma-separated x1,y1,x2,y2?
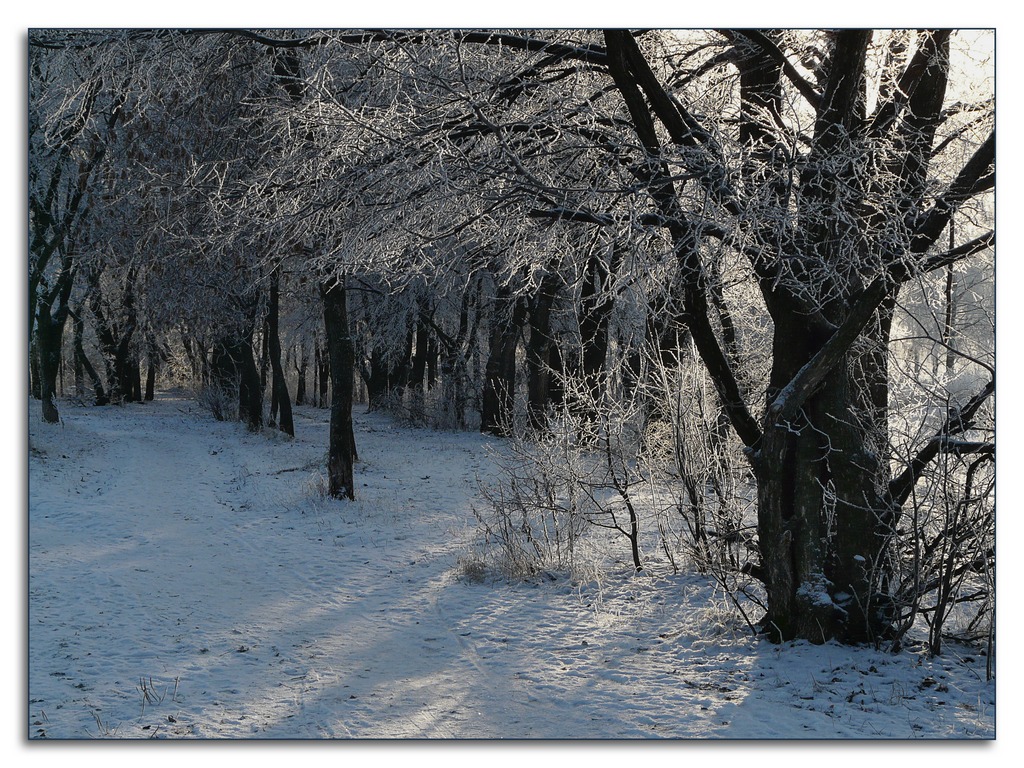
26,391,997,747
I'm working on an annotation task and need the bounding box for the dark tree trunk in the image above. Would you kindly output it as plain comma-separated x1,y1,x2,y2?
145,359,156,401
426,335,439,390
321,277,357,499
407,311,430,421
604,29,878,642
236,331,263,432
212,325,263,431
35,311,66,423
365,347,392,410
526,270,563,432
267,269,294,436
34,260,75,422
30,339,42,401
29,134,103,416
410,314,429,394
73,334,85,397
751,306,887,643
599,28,991,645
315,342,330,408
294,343,308,406
364,324,414,412
577,250,617,420
87,268,138,404
182,333,206,385
130,358,143,402
746,31,892,643
144,333,158,402
71,309,103,403
481,287,525,436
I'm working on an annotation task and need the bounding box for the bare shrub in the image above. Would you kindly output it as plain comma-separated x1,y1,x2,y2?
473,434,590,579
643,358,759,582
194,383,238,422
888,435,994,661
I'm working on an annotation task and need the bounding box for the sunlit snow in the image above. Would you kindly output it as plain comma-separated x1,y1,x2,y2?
28,392,994,740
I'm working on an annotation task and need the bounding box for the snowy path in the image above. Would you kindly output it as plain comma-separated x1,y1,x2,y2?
29,395,592,738
28,394,995,739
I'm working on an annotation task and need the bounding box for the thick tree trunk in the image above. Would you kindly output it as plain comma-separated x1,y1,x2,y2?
88,272,137,404
34,264,75,422
30,339,42,401
35,315,64,423
236,332,263,432
321,277,357,499
598,28,991,645
211,328,263,431
753,309,881,642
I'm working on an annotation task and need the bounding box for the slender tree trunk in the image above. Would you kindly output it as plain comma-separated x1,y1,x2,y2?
939,213,958,377
317,342,330,408
366,347,392,410
130,358,143,402
71,310,108,406
73,335,85,397
426,336,438,391
268,269,294,436
526,271,562,432
481,287,525,436
577,251,616,421
409,309,429,419
144,333,158,401
321,277,357,499
296,344,308,406
260,323,270,395
145,360,156,401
